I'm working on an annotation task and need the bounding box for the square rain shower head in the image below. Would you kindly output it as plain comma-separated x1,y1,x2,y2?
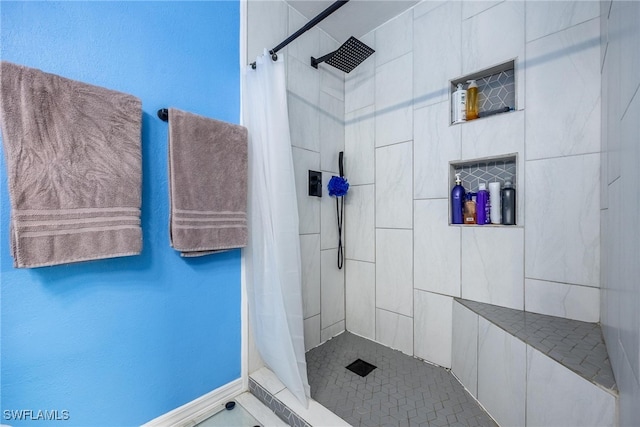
311,36,375,73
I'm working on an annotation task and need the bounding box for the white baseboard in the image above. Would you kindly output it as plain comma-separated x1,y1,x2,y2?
142,378,244,427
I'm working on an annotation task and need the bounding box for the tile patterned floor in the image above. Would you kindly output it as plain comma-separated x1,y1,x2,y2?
306,332,497,427
249,378,311,427
455,298,617,393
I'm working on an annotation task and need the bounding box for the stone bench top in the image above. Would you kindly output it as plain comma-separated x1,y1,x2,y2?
454,298,617,395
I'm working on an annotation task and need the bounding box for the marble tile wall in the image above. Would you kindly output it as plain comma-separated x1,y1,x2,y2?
526,346,615,426
477,317,527,427
250,0,606,381
246,1,640,423
600,0,640,424
341,0,602,369
248,2,347,353
452,302,478,396
452,300,616,427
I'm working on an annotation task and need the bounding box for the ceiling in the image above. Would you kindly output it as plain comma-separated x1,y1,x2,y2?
286,0,419,42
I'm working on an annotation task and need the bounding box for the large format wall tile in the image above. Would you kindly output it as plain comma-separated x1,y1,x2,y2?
375,53,413,147
292,147,320,234
462,1,525,71
460,109,524,160
462,1,502,21
414,101,461,200
287,54,320,104
319,91,345,175
414,290,453,369
300,233,321,319
287,6,320,64
320,187,339,250
525,0,599,42
345,260,375,340
319,31,343,101
477,318,526,427
375,8,413,67
376,229,413,317
376,308,413,356
288,92,320,153
604,14,621,185
618,92,640,382
616,344,640,427
247,0,287,62
526,346,615,427
462,1,525,109
413,1,461,109
601,4,640,421
525,278,599,323
525,19,600,160
610,1,640,114
345,32,375,114
452,301,478,396
376,141,413,229
603,178,622,350
345,105,375,186
304,314,321,351
321,248,345,329
345,184,375,262
461,226,524,310
414,199,461,297
321,320,345,343
413,0,446,20
525,153,600,287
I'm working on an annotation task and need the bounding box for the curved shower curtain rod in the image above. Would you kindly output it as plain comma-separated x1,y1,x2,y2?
249,0,349,69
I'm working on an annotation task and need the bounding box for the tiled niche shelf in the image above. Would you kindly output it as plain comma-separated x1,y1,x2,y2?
449,154,519,227
450,60,516,125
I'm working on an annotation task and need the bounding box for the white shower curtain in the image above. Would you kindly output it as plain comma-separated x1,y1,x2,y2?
242,50,310,408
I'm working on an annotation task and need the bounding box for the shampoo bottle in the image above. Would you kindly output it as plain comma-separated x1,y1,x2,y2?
476,183,490,225
501,180,516,225
464,193,477,224
466,80,479,120
451,173,465,224
488,182,501,224
452,83,467,124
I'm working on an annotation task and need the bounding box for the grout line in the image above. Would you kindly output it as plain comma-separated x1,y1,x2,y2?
525,150,601,163
523,277,601,290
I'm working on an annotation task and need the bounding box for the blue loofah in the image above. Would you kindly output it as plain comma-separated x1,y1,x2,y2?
328,176,349,197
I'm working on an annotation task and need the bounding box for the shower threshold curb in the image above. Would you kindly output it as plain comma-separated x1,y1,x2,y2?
248,367,350,427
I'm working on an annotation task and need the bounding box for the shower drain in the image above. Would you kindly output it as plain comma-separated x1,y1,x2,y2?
345,358,377,377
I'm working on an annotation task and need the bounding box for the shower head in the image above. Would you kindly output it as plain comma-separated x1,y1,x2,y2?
311,36,375,73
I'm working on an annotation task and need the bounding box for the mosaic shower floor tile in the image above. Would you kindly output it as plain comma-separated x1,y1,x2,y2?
306,332,497,427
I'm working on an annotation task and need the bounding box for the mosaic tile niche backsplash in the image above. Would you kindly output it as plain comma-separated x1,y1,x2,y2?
453,158,517,193
476,69,515,113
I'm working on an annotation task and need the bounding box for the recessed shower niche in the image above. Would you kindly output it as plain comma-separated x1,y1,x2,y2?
450,60,516,125
449,154,519,227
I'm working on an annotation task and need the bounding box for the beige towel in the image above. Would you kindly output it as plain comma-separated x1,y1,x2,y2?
0,61,142,268
168,108,248,256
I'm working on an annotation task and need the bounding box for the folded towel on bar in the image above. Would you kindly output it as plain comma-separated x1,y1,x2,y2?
168,108,248,256
0,61,143,268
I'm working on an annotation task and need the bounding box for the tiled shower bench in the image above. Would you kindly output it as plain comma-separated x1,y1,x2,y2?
452,298,617,427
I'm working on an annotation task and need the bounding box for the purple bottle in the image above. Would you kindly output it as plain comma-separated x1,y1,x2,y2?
476,183,490,225
451,173,465,224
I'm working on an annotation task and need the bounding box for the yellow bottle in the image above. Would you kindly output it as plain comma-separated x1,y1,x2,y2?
466,79,478,120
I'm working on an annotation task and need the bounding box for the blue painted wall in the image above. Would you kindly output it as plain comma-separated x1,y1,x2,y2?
0,2,241,425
